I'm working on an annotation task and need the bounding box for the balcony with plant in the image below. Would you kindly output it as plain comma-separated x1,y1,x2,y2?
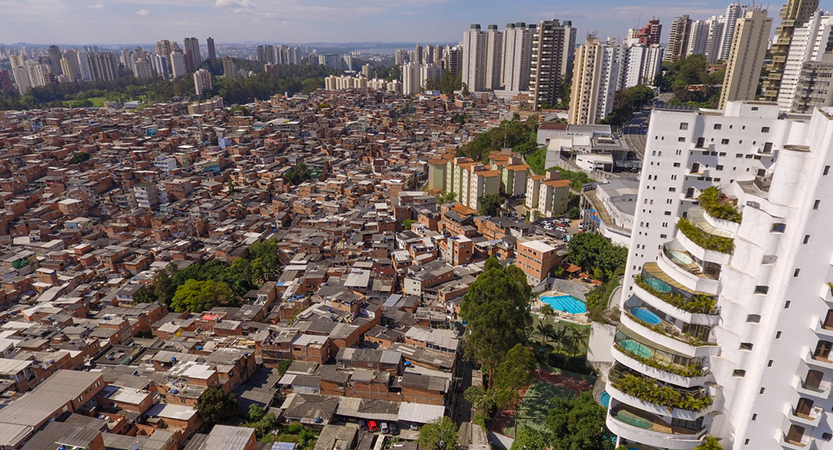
698,186,742,223
635,274,716,315
614,331,707,379
623,309,714,348
677,218,734,255
610,366,714,412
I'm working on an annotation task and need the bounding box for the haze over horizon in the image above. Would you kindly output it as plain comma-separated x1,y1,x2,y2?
0,0,798,47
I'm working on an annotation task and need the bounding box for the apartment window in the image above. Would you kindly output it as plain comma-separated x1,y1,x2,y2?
752,414,757,421
664,211,671,215
744,439,750,446
740,343,753,351
825,165,831,176
755,286,769,295
776,331,782,339
760,387,766,394
772,223,786,233
660,234,667,238
714,124,722,130
733,369,747,377
722,138,730,144
673,162,681,167
761,126,770,133
747,314,761,323
823,433,832,442
680,122,689,130
814,200,821,209
785,301,791,309
794,269,801,277
669,187,676,192
804,235,810,244
736,153,743,158
662,222,668,227
768,360,773,367
716,165,723,170
678,137,686,142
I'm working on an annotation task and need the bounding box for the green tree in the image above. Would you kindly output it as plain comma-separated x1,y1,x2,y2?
478,194,503,216
495,344,536,391
568,232,627,281
277,359,293,376
133,285,156,304
460,257,533,387
221,258,256,297
547,391,615,450
696,436,724,450
152,264,177,305
197,386,240,425
418,417,459,450
71,152,91,164
402,219,416,230
568,206,581,220
170,279,234,313
285,162,313,185
510,426,548,450
540,304,555,317
248,237,281,284
603,85,655,128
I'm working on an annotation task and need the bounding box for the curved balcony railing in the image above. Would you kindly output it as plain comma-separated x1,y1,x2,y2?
614,331,707,379
609,366,714,413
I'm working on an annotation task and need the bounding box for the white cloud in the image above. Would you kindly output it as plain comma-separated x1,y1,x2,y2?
135,8,149,15
215,0,254,9
86,3,104,8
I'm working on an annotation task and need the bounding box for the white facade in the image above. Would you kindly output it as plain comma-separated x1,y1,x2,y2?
501,23,534,92
687,20,710,56
193,69,212,96
462,25,486,92
402,62,421,96
777,11,833,112
622,43,664,89
484,26,503,90
169,52,186,78
719,2,748,62
600,101,833,450
705,15,726,64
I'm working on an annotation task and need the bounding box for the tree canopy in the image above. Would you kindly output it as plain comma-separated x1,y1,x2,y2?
197,386,239,425
602,85,655,128
478,194,503,216
170,279,234,313
417,417,459,450
547,391,616,450
567,232,627,281
510,427,549,450
655,54,723,108
460,257,533,386
457,116,539,163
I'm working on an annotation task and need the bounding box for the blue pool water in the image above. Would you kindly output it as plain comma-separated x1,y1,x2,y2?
645,277,672,293
621,340,652,358
631,307,661,325
600,391,611,408
541,295,587,314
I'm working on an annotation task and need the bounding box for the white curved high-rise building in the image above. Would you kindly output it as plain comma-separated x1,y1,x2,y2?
595,101,833,449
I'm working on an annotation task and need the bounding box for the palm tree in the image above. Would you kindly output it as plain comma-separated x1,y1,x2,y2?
566,325,589,357
552,327,568,353
535,323,550,343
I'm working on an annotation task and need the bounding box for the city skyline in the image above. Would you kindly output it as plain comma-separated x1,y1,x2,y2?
0,0,791,47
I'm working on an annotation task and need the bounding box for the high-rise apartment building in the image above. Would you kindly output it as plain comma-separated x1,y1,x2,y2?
169,52,186,78
206,37,216,60
46,45,62,77
223,57,237,80
621,44,664,88
256,45,265,64
762,0,820,102
596,100,833,450
568,37,621,124
183,37,201,72
529,19,576,110
194,68,212,96
484,25,503,90
11,65,30,95
402,62,421,96
635,19,663,45
501,22,535,92
462,24,487,92
666,15,693,62
705,15,727,64
719,2,748,61
791,57,833,113
777,11,833,111
89,52,118,82
687,20,711,56
719,9,773,109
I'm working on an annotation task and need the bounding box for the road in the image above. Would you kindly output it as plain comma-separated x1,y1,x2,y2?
623,115,648,160
452,358,475,425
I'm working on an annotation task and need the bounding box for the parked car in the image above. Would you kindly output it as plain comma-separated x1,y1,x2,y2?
381,422,390,434
409,424,420,431
368,421,379,432
390,423,398,434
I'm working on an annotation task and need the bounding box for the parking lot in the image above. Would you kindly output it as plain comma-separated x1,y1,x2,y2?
533,217,583,237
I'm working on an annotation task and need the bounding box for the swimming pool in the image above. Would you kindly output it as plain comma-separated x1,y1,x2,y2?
620,339,652,358
644,277,672,293
630,307,662,325
540,295,587,314
599,391,611,408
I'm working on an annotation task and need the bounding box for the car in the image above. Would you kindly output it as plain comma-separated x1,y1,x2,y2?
409,424,420,431
368,421,379,432
556,227,566,233
390,423,398,434
380,422,390,434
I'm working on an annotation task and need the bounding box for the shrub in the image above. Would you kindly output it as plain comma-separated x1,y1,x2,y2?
634,275,716,314
612,373,713,411
677,218,734,254
699,187,741,223
614,341,705,377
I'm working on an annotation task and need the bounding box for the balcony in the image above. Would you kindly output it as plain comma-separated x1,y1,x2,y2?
607,368,714,421
795,376,832,400
612,333,708,388
780,433,814,450
804,349,833,370
786,404,824,427
607,405,706,450
620,310,718,359
632,282,717,328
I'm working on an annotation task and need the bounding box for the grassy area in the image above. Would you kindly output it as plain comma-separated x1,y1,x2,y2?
62,96,107,107
529,316,590,354
504,379,576,437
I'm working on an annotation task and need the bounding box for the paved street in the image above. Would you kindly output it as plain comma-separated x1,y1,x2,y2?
623,115,648,160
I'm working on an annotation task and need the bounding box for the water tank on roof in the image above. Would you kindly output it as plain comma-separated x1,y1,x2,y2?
197,346,203,351
171,389,179,394
171,357,177,363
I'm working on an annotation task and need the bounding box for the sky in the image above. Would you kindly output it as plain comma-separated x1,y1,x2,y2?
1,0,831,47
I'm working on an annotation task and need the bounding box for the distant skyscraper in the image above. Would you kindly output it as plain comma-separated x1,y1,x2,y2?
395,49,406,66
184,37,201,72
621,43,664,88
719,2,748,61
484,25,503,90
169,51,186,78
666,15,692,62
207,37,216,60
635,19,662,45
462,24,487,92
719,8,773,109
256,45,265,64
569,36,622,124
76,52,92,82
762,0,820,101
414,45,423,65
90,52,119,82
446,45,462,76
156,40,174,57
777,10,833,111
194,68,212,96
223,57,238,80
529,19,577,110
46,45,62,77
501,22,535,92
705,15,726,64
0,70,13,91
402,62,421,95
687,20,710,56
12,65,30,95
